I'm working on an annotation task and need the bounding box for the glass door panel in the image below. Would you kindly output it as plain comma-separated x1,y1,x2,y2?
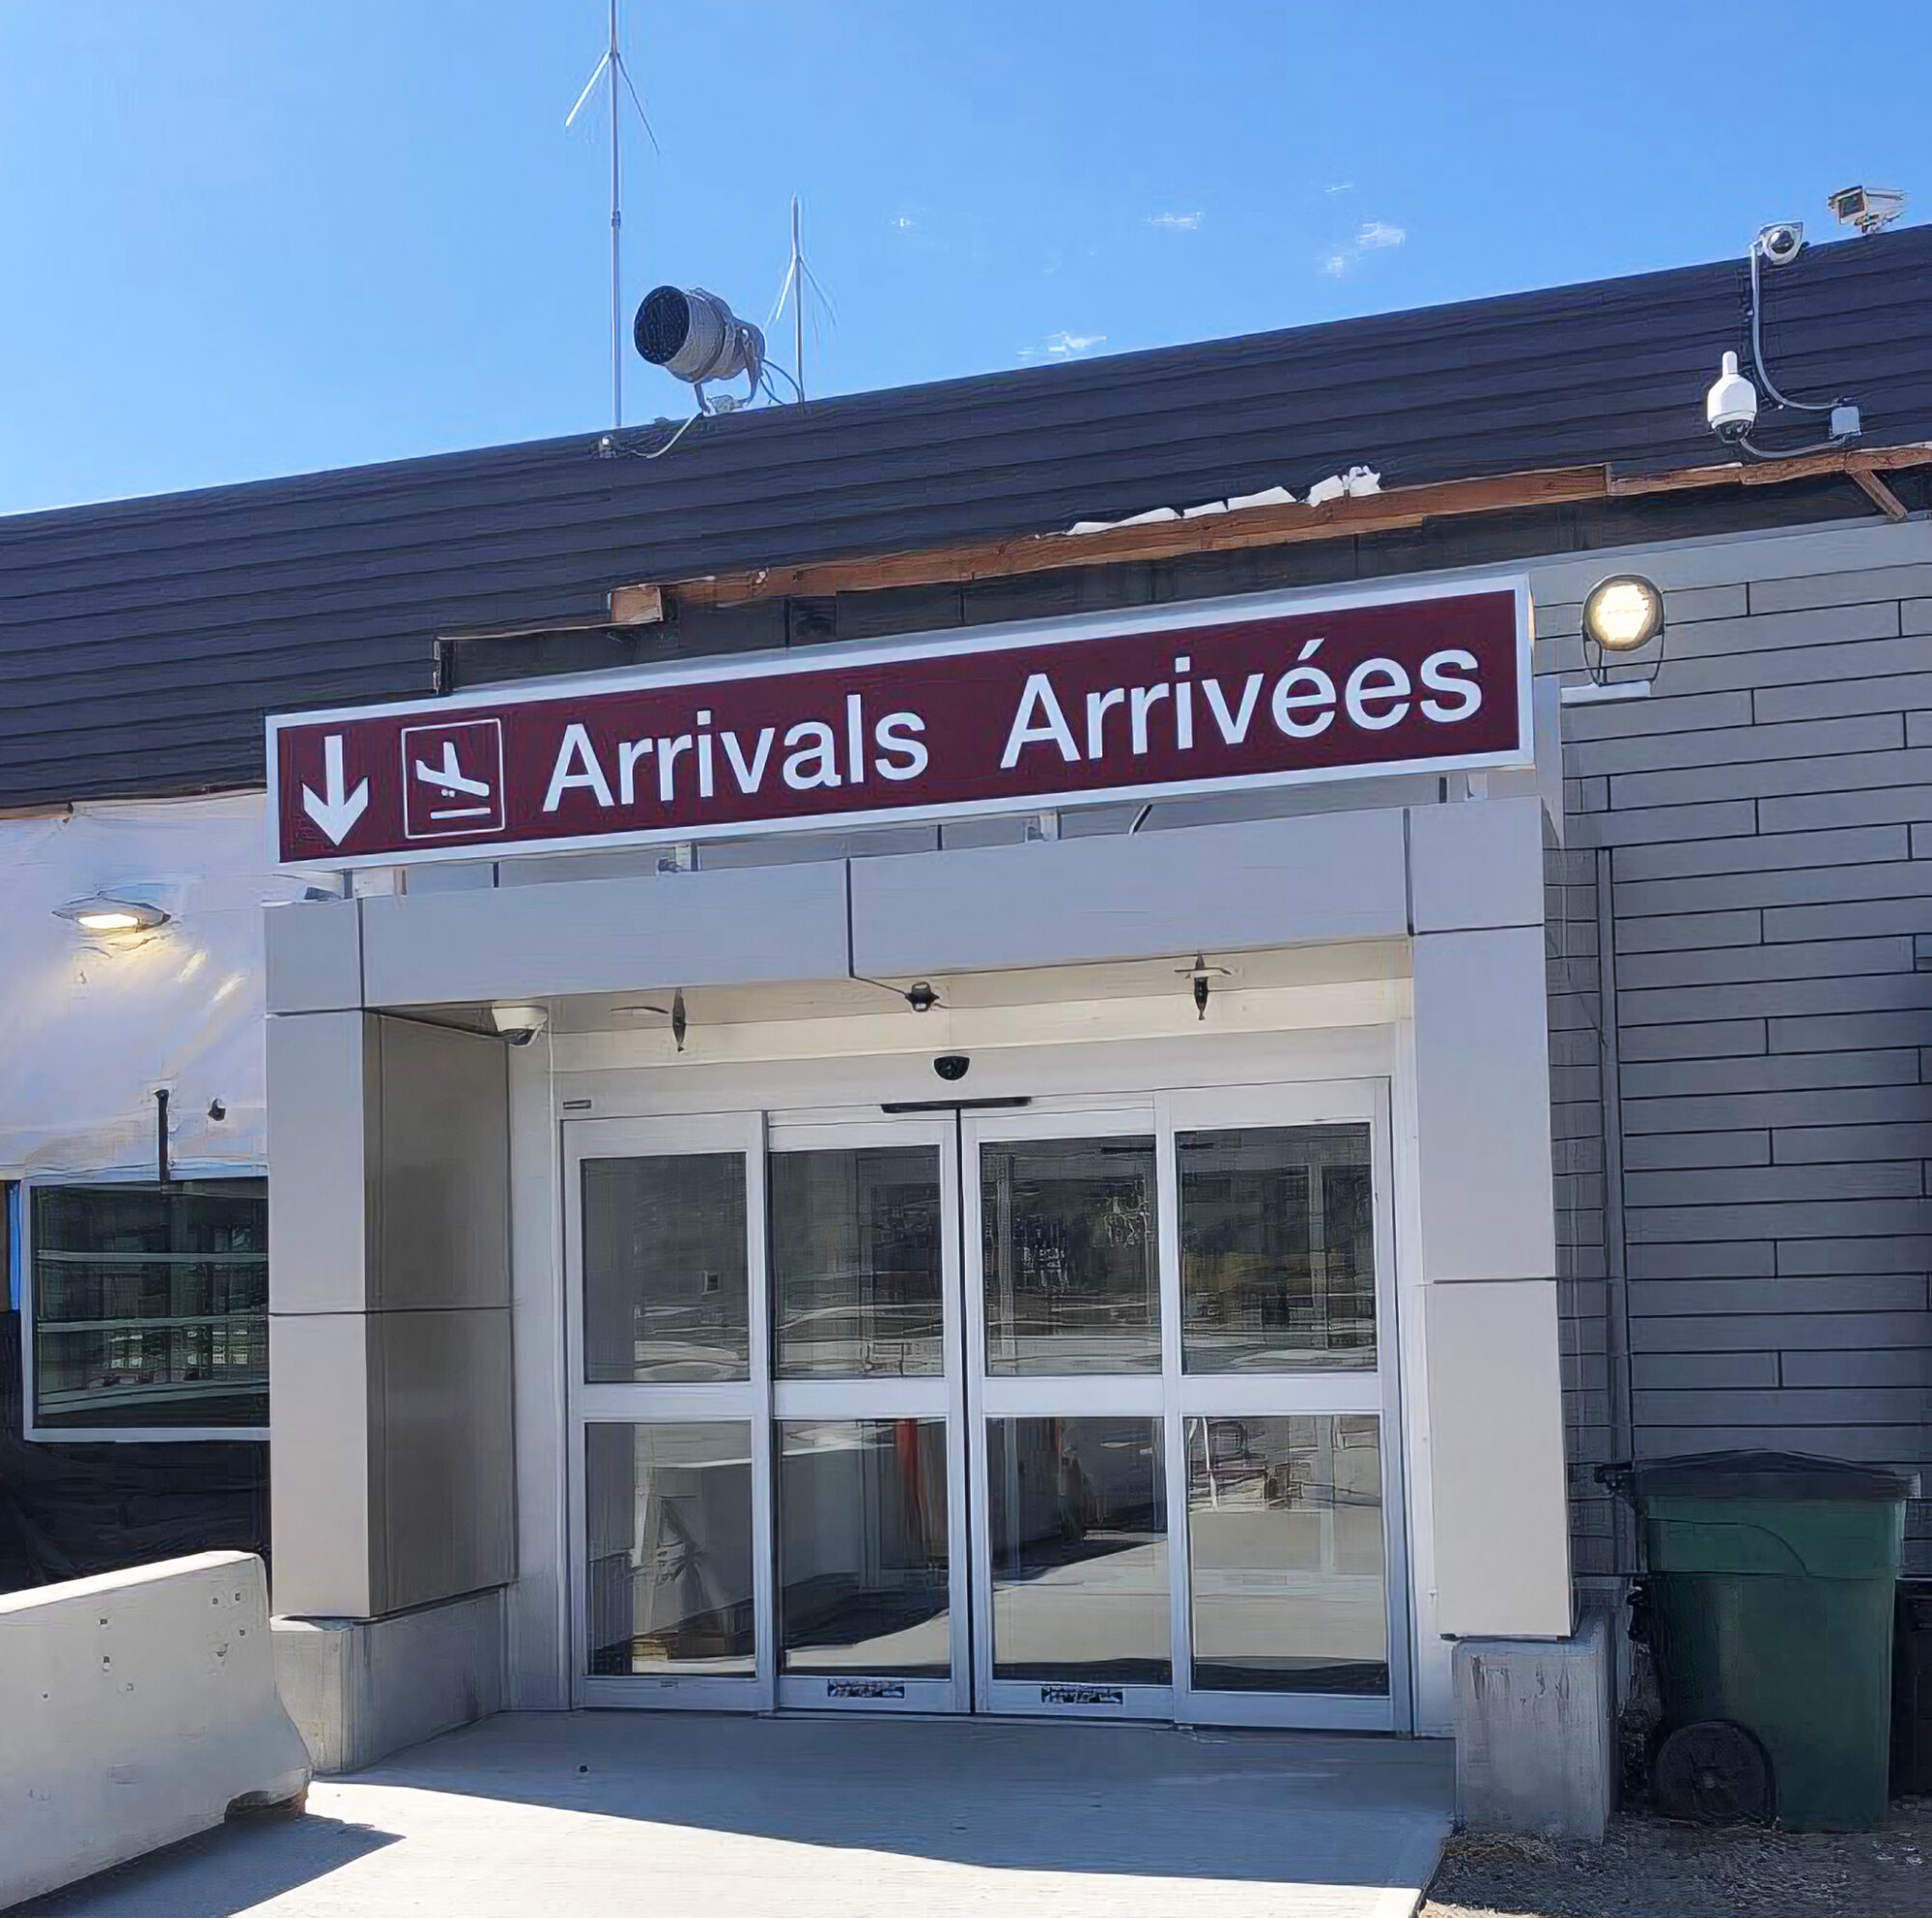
772,1143,945,1378
779,1417,951,1679
567,1112,772,1711
1183,1414,1388,1697
1178,1125,1377,1373
769,1117,968,1712
964,1103,1172,1719
980,1134,1160,1375
986,1416,1170,1688
1166,1084,1407,1732
582,1152,751,1382
586,1420,757,1676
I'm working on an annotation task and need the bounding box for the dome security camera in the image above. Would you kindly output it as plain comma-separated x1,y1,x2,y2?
1706,352,1759,441
1755,222,1805,268
933,1054,970,1083
491,1004,550,1047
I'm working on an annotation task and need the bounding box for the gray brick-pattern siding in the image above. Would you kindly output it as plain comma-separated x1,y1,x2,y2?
1550,557,1932,1574
1548,838,1618,1574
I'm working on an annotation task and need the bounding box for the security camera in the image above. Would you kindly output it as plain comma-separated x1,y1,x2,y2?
1706,351,1759,441
933,1054,970,1083
490,1004,549,1046
1830,186,1907,236
1755,222,1805,268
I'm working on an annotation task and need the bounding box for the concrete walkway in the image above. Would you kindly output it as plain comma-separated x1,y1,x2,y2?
17,1712,1454,1918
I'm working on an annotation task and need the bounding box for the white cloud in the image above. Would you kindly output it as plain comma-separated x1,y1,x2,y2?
1045,329,1106,357
1318,218,1406,279
890,213,918,233
1324,181,1355,195
1147,211,1204,232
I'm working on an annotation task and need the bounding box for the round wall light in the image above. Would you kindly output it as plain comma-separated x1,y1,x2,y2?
1580,574,1666,687
1583,575,1664,652
53,895,170,933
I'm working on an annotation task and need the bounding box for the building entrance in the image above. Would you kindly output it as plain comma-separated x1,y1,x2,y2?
565,1078,1409,1730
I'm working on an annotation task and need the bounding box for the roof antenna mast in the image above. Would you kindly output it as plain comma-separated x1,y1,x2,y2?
567,1,661,432
766,193,837,402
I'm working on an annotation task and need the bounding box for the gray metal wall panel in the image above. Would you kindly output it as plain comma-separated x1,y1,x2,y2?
1611,824,1912,883
1633,1274,1931,1315
1612,744,1932,811
1621,1051,1922,1099
1573,713,1902,782
1624,1161,1924,1206
1613,909,1762,954
1616,936,1914,990
1618,1021,1768,1062
1616,861,1932,918
1569,800,1759,847
1631,1310,1932,1352
1774,1238,1932,1275
1623,1131,1771,1170
1749,562,1932,614
1776,1122,1932,1162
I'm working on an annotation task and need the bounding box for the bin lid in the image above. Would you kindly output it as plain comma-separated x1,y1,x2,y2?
1624,1449,1919,1503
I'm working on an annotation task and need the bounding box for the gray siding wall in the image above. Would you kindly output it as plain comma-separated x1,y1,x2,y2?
1548,834,1619,1576
1542,549,1932,1576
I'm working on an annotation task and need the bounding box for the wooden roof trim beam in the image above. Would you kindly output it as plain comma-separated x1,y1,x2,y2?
608,443,1932,623
1849,467,1911,522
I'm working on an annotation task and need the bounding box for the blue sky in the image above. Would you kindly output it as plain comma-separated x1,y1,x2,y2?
2,2,1927,516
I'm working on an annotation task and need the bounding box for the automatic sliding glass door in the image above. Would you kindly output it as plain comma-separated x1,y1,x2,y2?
564,1078,1407,1728
962,1086,1407,1730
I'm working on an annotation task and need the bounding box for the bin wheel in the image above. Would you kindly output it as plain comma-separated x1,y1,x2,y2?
1654,1720,1773,1825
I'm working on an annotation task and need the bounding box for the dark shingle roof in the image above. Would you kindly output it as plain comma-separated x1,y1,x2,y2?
4,224,1931,807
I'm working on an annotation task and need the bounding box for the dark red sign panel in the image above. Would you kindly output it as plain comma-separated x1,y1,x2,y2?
268,583,1530,869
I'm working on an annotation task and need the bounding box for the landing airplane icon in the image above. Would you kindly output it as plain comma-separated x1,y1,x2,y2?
398,718,507,841
414,739,494,812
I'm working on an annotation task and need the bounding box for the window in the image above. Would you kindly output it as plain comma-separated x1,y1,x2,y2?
29,1180,268,1435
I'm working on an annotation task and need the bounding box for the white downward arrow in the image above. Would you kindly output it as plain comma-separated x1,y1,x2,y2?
300,734,370,845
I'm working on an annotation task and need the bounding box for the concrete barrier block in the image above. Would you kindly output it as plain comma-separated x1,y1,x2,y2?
273,1586,505,1774
1454,1606,1617,1840
0,1552,311,1908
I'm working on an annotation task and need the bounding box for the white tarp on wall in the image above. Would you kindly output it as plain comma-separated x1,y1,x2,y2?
0,794,317,1177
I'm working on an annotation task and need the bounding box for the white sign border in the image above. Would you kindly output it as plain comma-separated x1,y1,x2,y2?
267,573,1535,873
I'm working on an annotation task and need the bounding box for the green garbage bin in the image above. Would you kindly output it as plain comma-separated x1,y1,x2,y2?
1625,1450,1918,1831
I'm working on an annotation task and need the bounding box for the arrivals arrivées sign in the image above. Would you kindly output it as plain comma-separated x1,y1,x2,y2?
267,580,1532,870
